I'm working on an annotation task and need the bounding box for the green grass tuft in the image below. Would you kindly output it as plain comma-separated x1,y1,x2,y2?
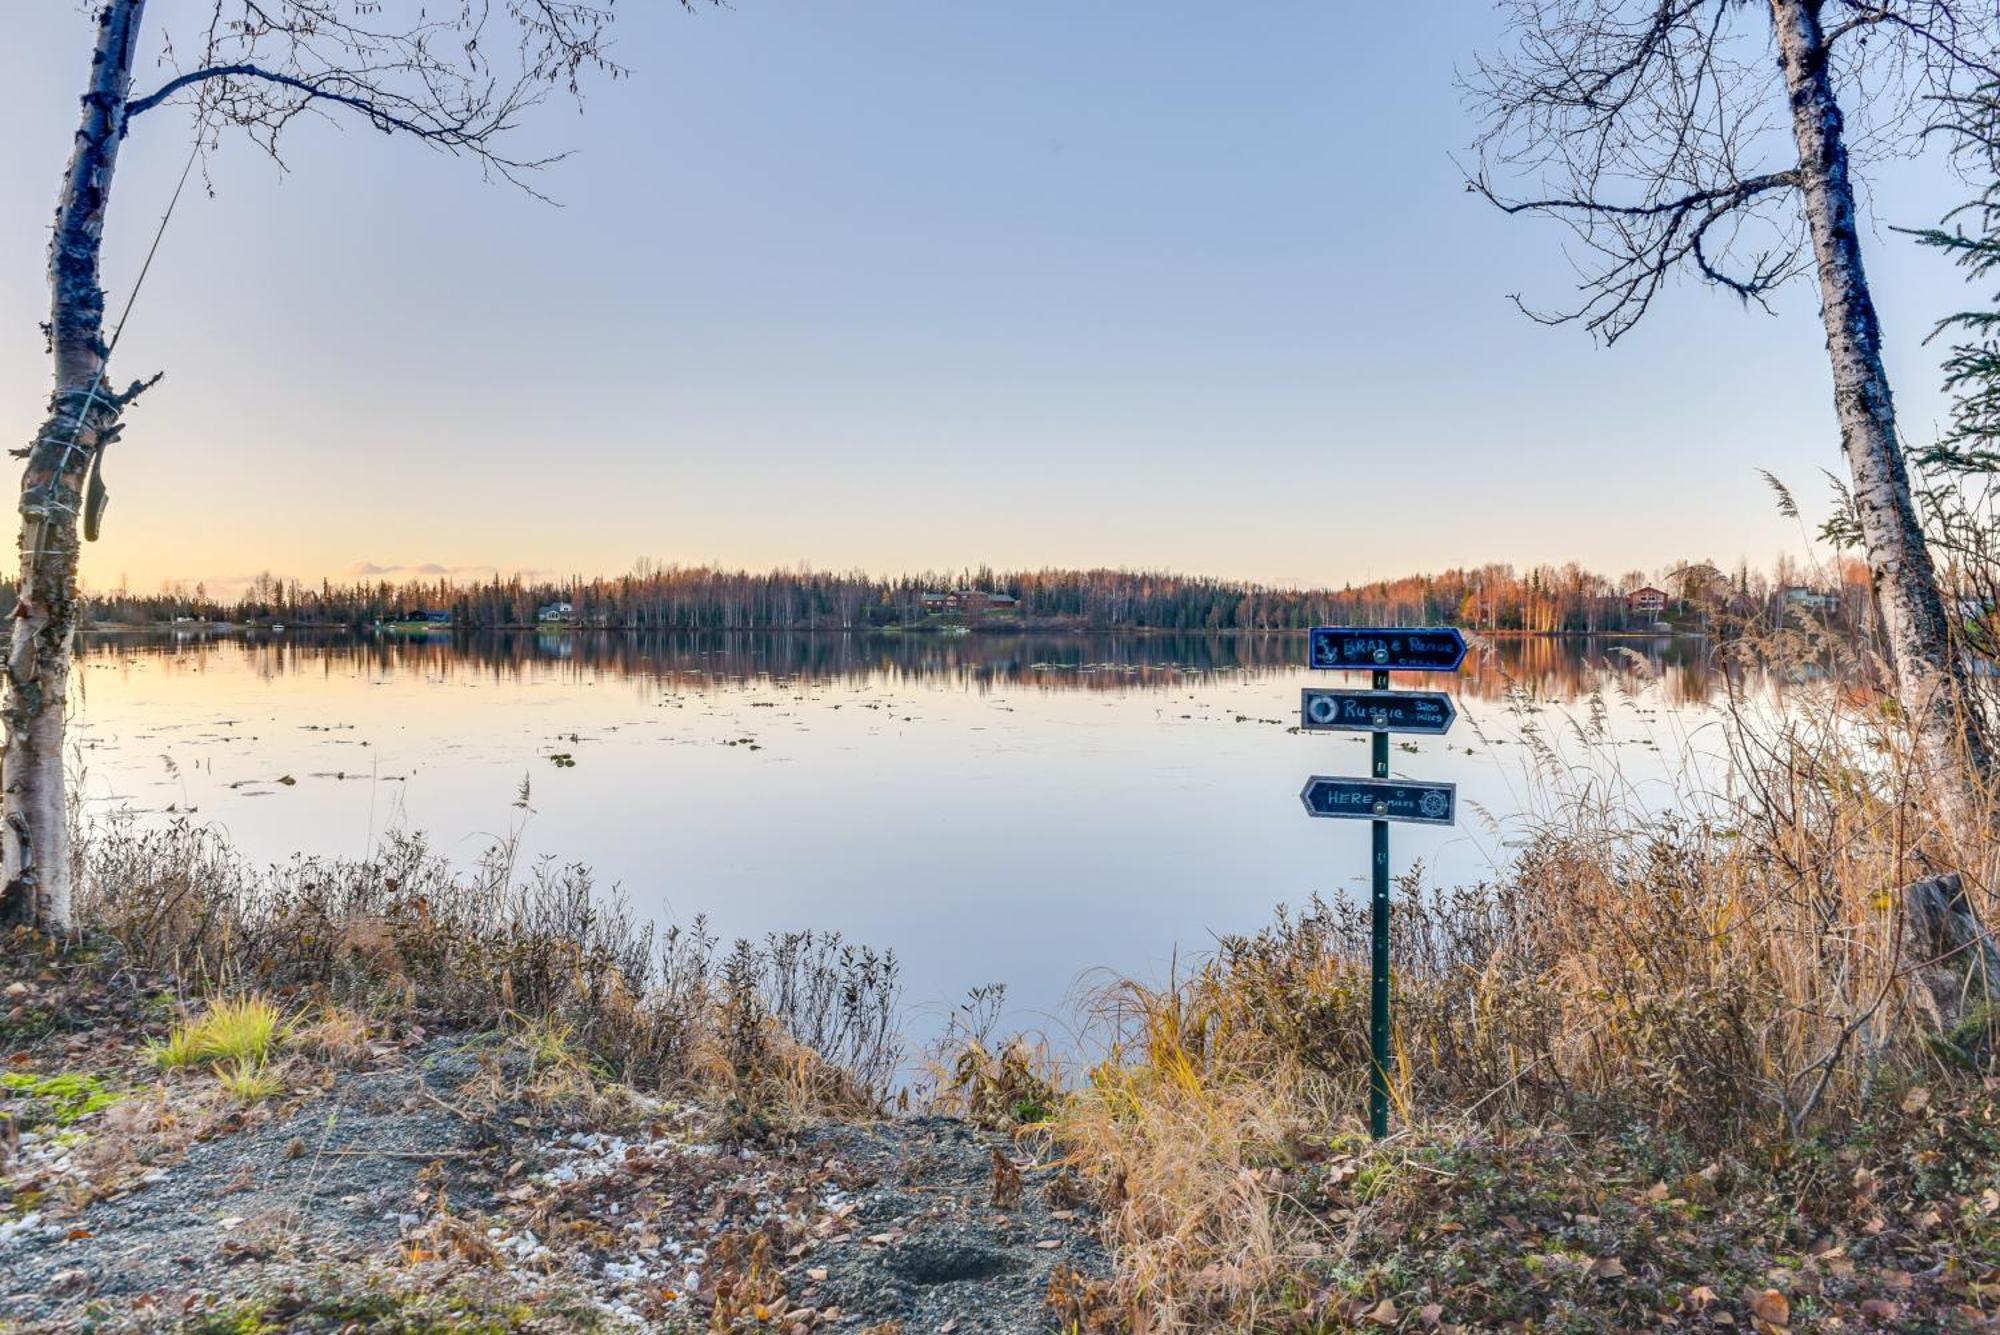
216,1055,283,1103
149,995,286,1071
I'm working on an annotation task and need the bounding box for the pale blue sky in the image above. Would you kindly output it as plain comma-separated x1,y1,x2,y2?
0,2,1974,593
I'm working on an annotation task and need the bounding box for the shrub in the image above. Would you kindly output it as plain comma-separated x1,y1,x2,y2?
77,822,902,1117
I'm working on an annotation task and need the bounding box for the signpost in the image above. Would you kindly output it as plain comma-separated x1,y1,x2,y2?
1308,626,1468,672
1299,626,1464,1139
1300,688,1455,736
1299,775,1456,824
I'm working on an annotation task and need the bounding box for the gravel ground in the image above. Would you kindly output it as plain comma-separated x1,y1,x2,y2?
1,1029,1108,1333
776,1117,1109,1334
3,1039,531,1327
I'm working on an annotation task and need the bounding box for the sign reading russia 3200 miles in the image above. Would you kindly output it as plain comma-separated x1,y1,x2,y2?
1300,688,1456,735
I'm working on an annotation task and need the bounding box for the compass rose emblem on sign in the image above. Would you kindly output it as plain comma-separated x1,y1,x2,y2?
1419,789,1449,820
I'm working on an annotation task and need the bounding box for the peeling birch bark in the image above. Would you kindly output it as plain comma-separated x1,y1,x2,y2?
1,0,149,930
1771,0,1994,814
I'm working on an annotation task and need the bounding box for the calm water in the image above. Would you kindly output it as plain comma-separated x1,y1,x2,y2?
72,629,1744,1038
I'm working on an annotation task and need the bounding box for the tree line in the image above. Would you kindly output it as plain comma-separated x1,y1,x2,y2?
80,555,1863,636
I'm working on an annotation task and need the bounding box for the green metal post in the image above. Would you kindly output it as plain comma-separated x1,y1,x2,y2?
1370,666,1391,1139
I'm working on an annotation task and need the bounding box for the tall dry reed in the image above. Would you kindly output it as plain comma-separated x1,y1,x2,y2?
1051,644,2000,1328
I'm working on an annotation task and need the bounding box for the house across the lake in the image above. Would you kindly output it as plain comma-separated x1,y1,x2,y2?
537,601,575,623
1624,586,1668,617
919,590,1020,614
379,609,452,629
1782,586,1840,612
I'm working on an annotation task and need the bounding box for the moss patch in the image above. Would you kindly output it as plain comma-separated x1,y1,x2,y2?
0,1070,120,1127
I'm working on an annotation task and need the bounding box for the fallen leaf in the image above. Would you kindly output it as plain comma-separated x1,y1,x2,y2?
1363,1299,1399,1327
1749,1288,1789,1327
1590,1257,1626,1280
1901,1086,1930,1114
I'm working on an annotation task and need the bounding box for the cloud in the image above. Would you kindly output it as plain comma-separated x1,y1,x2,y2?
343,559,513,579
145,563,562,597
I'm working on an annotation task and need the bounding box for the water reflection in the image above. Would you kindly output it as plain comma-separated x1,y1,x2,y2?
81,628,1736,705
69,627,1762,1037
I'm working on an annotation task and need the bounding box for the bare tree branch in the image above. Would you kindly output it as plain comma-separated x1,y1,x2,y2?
1468,1,2000,343
123,1,716,193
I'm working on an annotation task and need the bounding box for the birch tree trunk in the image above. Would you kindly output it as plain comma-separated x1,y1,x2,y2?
1,0,149,930
1771,0,1994,805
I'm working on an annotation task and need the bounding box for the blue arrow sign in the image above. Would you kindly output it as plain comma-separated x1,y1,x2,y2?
1301,688,1456,735
1299,775,1457,825
1308,626,1467,672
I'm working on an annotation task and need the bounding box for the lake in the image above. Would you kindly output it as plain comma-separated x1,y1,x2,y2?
71,629,1744,1043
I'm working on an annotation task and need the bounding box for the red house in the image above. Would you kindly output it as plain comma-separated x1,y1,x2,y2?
1625,586,1668,617
920,590,1019,615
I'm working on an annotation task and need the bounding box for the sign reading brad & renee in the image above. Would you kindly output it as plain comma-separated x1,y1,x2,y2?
1300,688,1456,735
1299,775,1457,826
1308,626,1467,673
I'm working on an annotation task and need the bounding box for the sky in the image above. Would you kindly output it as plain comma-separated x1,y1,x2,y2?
0,2,1982,596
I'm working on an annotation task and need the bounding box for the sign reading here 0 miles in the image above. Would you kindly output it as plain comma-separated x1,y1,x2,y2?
1299,776,1457,826
1309,626,1467,672
1301,688,1455,735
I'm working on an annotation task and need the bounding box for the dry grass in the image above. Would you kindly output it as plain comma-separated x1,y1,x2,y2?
290,1003,372,1066
926,983,1064,1128
75,824,903,1124
1040,651,2000,1329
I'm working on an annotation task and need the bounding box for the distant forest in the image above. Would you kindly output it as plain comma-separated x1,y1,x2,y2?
81,556,1864,635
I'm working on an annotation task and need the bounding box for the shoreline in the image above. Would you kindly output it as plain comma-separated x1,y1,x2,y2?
78,621,1713,640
